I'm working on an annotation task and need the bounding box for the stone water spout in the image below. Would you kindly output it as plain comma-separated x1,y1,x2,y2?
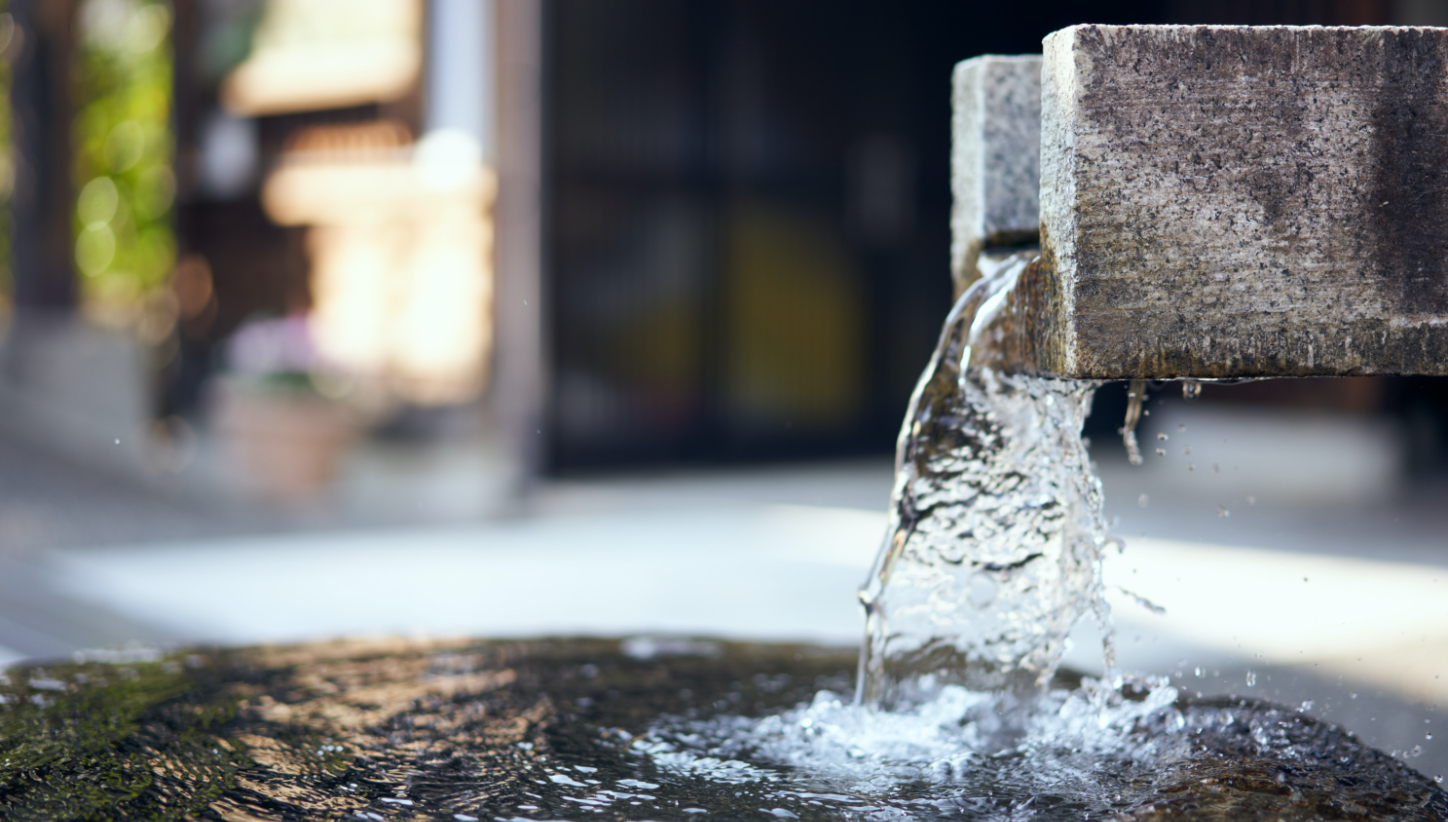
860,24,1448,707
959,24,1448,380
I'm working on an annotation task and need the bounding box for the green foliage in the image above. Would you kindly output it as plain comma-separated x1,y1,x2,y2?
0,653,247,821
72,0,175,321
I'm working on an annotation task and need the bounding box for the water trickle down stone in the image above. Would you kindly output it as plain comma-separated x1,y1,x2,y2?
1121,380,1147,465
857,252,1111,707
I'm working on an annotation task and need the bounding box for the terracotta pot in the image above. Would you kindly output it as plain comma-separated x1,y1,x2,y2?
211,379,360,500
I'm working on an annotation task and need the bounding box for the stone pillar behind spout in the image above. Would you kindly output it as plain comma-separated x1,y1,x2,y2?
951,55,1041,296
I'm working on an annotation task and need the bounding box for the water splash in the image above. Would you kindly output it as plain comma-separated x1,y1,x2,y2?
856,254,1111,707
640,675,1180,807
638,676,1448,822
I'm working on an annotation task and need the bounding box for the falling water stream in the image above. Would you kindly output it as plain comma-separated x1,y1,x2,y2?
2,260,1447,819
857,252,1109,707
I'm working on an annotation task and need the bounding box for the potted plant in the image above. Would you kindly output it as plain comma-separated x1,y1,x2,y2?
209,313,368,500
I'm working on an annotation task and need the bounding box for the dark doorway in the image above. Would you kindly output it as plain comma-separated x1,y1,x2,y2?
541,1,1164,472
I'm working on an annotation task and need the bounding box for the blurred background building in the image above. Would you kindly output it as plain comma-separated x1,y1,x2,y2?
0,0,1444,499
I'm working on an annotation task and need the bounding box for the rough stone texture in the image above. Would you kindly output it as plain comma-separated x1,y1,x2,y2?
951,55,1042,296
1027,24,1448,378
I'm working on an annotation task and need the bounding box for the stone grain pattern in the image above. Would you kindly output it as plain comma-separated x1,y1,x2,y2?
1031,24,1448,378
951,55,1042,296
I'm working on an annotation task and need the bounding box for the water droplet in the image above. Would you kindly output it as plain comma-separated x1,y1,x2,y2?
1350,692,1358,699
1156,432,1168,441
1138,494,1149,508
1188,464,1195,471
1155,448,1165,456
1217,506,1230,518
114,438,120,445
1245,671,1257,687
1182,446,1191,455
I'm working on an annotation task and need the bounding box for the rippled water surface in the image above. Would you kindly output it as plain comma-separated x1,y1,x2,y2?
1,638,1445,821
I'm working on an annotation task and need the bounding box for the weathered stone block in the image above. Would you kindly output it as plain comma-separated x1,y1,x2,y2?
1026,24,1448,378
951,55,1041,296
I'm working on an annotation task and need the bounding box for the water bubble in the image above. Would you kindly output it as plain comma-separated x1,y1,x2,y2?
1217,506,1230,518
1194,667,1203,677
1177,424,1185,432
1245,671,1257,687
1246,495,1256,505
1182,446,1191,455
1138,494,1149,508
1156,432,1168,441
1212,464,1220,473
1429,733,1435,740
1155,448,1166,456
1188,464,1195,471
1182,380,1202,399
1410,746,1423,757
1298,700,1314,713
1437,775,1444,784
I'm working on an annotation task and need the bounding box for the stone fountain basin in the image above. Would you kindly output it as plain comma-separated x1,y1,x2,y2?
3,636,1447,821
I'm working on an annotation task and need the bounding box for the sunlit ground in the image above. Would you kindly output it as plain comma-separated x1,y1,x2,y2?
0,400,1444,781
